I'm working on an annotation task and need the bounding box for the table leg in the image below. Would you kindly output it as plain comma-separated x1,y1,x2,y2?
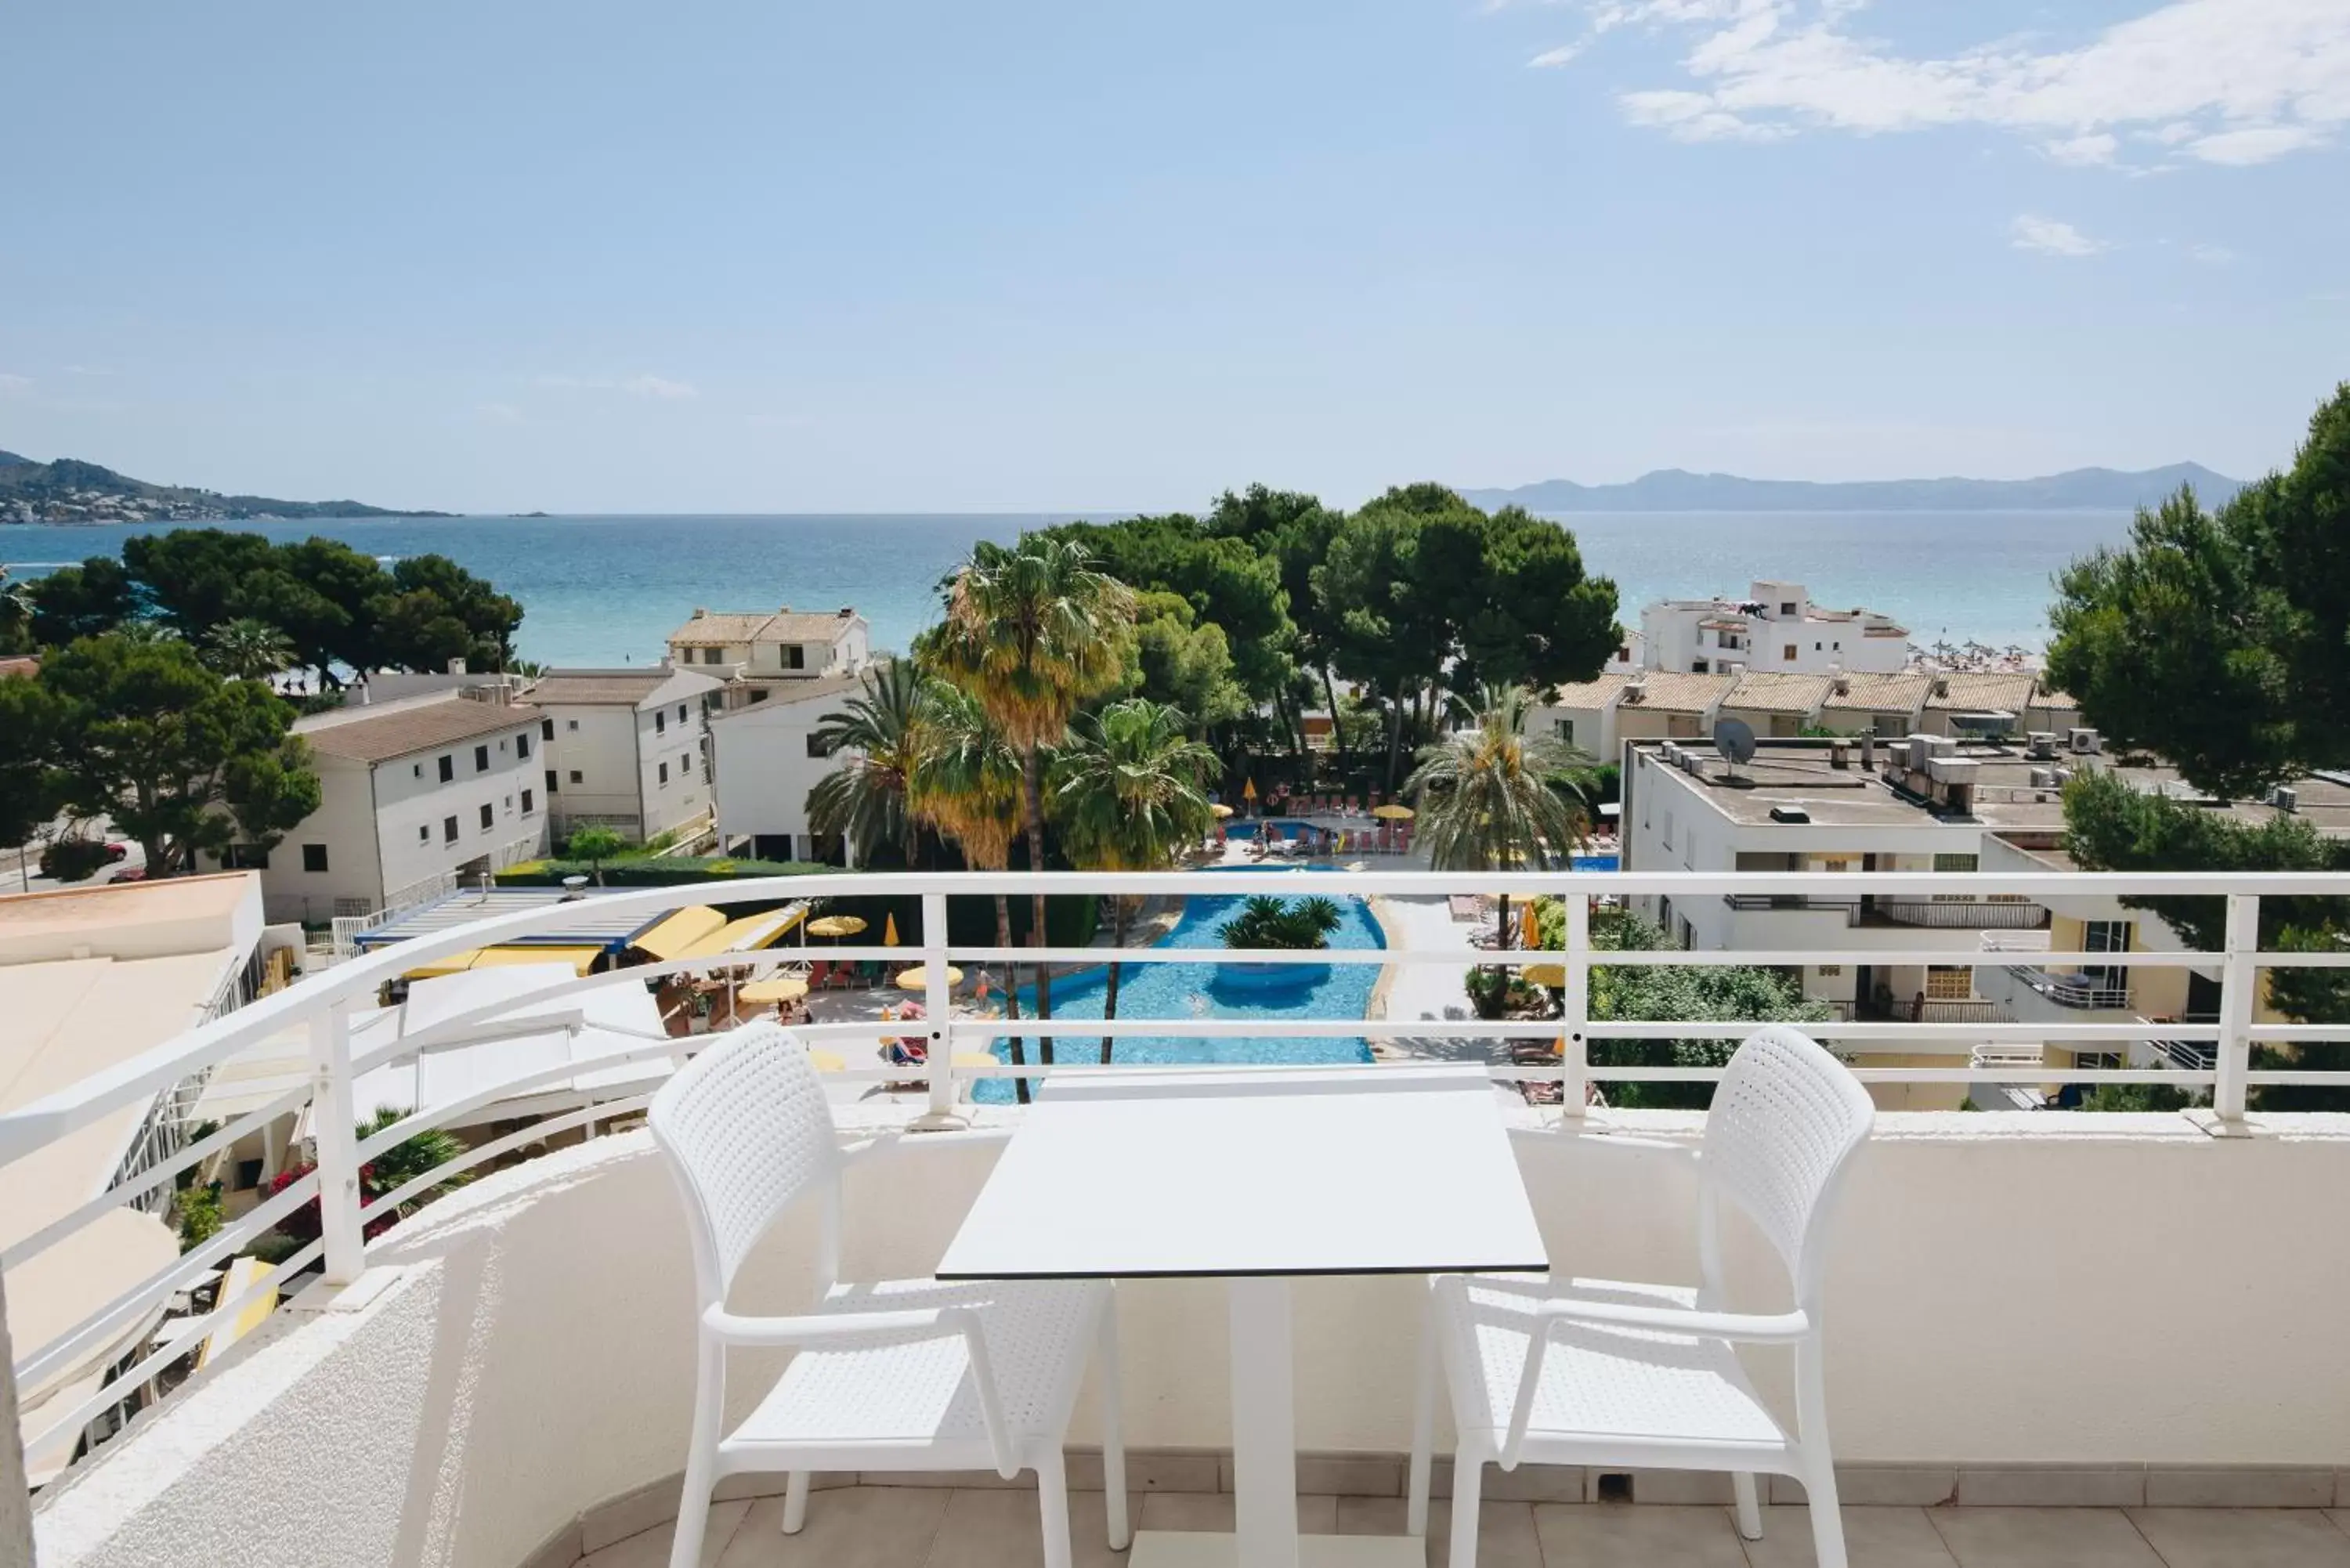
1229,1277,1300,1568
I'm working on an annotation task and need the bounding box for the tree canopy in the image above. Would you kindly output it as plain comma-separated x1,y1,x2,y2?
2047,383,2350,798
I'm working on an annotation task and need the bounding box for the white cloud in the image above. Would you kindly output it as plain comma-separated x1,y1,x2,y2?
1528,43,1585,67
2188,242,2240,263
2011,215,2106,257
0,373,30,396
476,401,526,424
1547,0,2350,168
2044,132,2119,166
534,373,700,400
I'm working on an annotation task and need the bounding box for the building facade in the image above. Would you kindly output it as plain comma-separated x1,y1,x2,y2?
664,605,872,710
530,667,724,847
248,689,548,923
705,668,868,864
1639,580,1910,677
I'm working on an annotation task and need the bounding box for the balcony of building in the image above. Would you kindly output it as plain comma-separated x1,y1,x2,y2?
7,868,2350,1568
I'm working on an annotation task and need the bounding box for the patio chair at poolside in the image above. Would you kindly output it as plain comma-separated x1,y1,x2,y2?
649,1023,1130,1568
1409,1026,1875,1568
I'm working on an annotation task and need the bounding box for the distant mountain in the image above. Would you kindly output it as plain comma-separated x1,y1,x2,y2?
0,450,451,523
1459,464,2247,514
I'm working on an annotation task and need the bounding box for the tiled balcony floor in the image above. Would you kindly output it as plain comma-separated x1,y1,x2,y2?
579,1487,2350,1568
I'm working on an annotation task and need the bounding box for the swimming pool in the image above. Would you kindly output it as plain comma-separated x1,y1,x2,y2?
976,872,1385,1100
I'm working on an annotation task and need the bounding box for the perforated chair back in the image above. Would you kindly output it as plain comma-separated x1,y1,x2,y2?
1700,1025,1875,1290
649,1021,841,1302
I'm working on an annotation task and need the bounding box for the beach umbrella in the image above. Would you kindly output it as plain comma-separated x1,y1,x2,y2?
884,912,901,947
1521,963,1567,989
1519,902,1541,948
738,976,808,1005
807,914,866,942
808,1049,847,1072
1209,803,1234,818
895,964,963,992
1372,803,1415,820
1242,778,1258,801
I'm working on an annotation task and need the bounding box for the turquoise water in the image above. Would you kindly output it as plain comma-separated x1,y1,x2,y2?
0,508,2134,667
974,878,1385,1102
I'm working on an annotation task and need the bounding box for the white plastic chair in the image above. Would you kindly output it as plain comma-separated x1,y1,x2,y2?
1408,1025,1874,1568
649,1021,1129,1568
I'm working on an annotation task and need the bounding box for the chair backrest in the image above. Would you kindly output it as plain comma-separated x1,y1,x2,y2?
649,1021,841,1302
1701,1025,1875,1294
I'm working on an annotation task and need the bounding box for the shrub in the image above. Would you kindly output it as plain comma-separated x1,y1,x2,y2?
1219,894,1344,950
175,1182,225,1252
39,837,114,883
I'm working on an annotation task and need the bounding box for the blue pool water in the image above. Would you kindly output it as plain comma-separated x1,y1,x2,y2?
977,875,1385,1100
1573,854,1620,872
1221,819,1318,841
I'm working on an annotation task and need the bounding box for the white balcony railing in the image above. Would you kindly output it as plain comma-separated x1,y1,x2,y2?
3,866,2348,1503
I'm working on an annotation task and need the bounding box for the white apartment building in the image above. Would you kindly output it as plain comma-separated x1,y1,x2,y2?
1618,732,2077,1107
1528,670,1737,759
705,667,870,864
1640,580,1910,676
664,605,872,710
531,667,724,846
247,689,548,923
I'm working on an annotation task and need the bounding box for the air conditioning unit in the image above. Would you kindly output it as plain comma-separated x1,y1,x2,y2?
2025,732,2058,761
1660,742,1682,767
2068,727,2101,754
2272,786,2300,814
2030,767,2057,789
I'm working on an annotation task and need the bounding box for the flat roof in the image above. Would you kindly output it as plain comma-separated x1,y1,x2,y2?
530,667,721,709
0,873,259,964
350,886,667,954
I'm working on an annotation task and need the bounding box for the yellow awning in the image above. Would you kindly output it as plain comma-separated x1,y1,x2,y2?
628,905,727,961
470,945,603,977
200,1255,278,1370
403,948,484,980
681,908,804,959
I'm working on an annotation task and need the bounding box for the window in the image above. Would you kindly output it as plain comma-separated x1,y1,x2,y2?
413,763,422,779
517,732,531,761
1926,966,1972,999
656,710,667,734
222,844,270,870
1553,718,1575,746
541,718,554,740
805,732,833,759
569,769,584,784
479,803,494,831
567,718,580,732
233,1158,265,1191
1690,659,1709,674
2076,1050,2123,1071
678,703,688,722
438,754,455,782
659,761,670,786
749,688,768,703
1932,852,1979,873
1782,644,1799,661
1615,645,1630,663
443,816,460,844
302,844,329,873
546,768,559,795
1780,601,1797,616
474,745,490,772
1817,964,1842,977
783,645,806,670
1814,641,1823,651
522,788,535,814
418,826,430,844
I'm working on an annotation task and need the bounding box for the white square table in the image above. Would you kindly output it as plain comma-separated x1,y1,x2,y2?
938,1064,1549,1568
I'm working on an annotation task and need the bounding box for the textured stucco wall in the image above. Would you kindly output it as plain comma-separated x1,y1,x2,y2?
32,1110,2350,1568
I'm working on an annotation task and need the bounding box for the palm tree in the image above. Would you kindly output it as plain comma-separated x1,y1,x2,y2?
807,659,929,866
1050,698,1218,1061
924,537,1136,1057
0,565,34,655
203,617,297,681
907,681,1033,1100
1405,685,1590,967
1218,894,1344,950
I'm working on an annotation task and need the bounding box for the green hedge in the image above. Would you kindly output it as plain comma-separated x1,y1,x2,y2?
496,857,836,886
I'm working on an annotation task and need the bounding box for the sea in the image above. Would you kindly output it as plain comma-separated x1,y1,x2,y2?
0,510,2135,669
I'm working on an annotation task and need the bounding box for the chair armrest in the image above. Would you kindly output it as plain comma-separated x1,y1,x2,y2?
836,1131,902,1168
1534,1299,1810,1343
702,1301,1018,1476
1499,1299,1810,1471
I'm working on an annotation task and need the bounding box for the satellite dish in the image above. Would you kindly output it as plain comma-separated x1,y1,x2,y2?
1714,717,1758,776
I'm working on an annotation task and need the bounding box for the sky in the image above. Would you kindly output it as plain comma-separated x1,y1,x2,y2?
3,0,2348,513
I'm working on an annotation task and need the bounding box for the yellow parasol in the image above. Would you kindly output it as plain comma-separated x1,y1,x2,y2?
1521,963,1567,988
1372,804,1415,820
895,964,963,991
1519,901,1541,948
808,1049,847,1072
1242,778,1258,801
883,912,901,947
738,976,809,1005
806,914,866,941
1209,803,1234,818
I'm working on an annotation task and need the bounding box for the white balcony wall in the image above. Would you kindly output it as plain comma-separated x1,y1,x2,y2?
34,1108,2350,1568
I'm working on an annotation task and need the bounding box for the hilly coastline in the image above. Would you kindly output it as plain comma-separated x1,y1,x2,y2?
1460,463,2246,513
0,449,450,523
